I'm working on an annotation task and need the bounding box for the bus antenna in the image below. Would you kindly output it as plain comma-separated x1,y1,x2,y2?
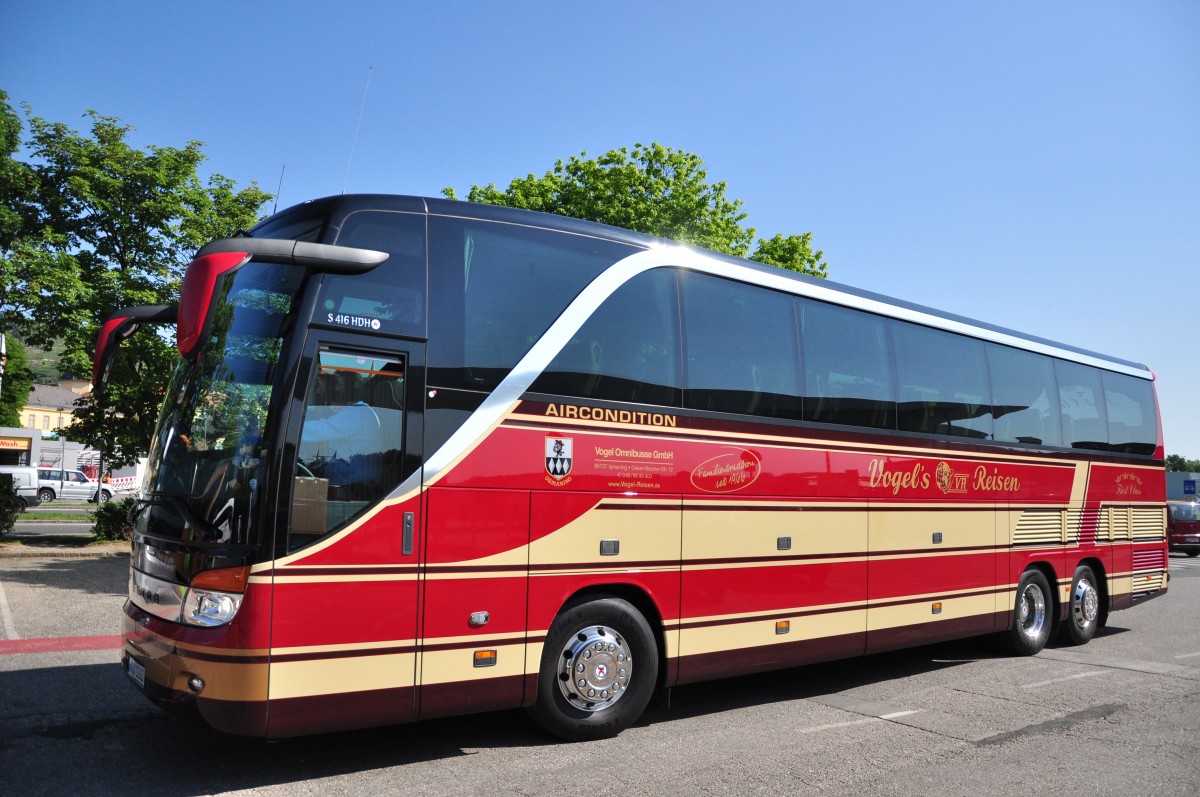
273,163,286,214
342,66,373,195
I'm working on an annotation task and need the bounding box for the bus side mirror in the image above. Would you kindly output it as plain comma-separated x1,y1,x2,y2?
92,305,178,393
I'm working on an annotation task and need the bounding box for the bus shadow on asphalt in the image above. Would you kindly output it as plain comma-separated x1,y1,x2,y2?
2,628,1141,794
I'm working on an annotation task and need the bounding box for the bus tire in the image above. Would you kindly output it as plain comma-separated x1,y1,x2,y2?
1187,548,1200,558
1005,569,1052,656
530,596,658,741
1059,565,1100,646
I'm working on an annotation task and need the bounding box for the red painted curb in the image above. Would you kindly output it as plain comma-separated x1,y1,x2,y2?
0,635,122,655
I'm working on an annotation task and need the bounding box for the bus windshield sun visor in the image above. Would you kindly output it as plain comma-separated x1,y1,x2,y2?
176,238,390,360
92,304,178,393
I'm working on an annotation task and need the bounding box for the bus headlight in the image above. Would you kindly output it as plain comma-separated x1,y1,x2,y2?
182,588,243,627
180,566,250,627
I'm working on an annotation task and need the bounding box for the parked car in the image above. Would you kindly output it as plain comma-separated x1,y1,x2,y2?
35,468,113,503
1167,501,1200,557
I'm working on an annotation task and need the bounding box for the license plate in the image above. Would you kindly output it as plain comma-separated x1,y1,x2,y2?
126,656,146,689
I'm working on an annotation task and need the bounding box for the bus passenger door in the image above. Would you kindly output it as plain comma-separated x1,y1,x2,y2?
267,335,425,737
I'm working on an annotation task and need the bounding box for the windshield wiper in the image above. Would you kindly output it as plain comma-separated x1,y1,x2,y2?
133,492,243,547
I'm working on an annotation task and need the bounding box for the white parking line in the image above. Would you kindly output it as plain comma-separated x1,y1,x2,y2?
1173,651,1200,659
1022,670,1104,689
0,578,18,640
796,717,880,734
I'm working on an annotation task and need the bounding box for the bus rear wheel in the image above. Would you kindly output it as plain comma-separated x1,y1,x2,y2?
1005,569,1052,656
530,596,658,741
1059,565,1100,646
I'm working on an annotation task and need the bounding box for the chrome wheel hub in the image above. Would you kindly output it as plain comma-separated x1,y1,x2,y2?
1017,582,1047,642
556,624,631,712
1072,578,1099,627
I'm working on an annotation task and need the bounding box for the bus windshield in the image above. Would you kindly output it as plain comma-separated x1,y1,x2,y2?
138,261,307,547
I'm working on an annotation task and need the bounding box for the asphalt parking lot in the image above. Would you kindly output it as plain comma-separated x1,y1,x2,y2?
1,551,1198,796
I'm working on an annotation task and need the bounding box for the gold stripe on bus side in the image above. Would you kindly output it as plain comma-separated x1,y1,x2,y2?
419,643,526,686
530,503,681,567
679,607,868,657
684,507,866,560
1110,575,1134,598
865,592,999,633
868,509,997,552
269,653,416,700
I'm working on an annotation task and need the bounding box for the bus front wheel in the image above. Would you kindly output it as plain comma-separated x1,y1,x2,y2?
530,596,658,741
1005,569,1052,656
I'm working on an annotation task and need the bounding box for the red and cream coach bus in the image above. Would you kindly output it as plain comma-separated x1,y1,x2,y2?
94,194,1168,741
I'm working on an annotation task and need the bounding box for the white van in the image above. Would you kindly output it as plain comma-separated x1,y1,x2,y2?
0,465,43,510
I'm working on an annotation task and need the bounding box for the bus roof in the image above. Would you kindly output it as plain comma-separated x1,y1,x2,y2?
267,194,1152,377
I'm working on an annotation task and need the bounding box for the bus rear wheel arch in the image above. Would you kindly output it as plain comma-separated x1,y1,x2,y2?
529,595,658,741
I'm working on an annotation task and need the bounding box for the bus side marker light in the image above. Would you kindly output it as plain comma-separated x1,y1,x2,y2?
474,650,497,668
188,675,205,693
932,603,943,615
469,611,490,628
776,621,790,635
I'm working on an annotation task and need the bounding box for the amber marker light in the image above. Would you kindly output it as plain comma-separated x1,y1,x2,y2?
474,650,498,668
775,621,790,635
191,566,250,593
932,602,943,615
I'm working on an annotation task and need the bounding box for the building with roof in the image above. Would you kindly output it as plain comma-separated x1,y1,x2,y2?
21,382,85,437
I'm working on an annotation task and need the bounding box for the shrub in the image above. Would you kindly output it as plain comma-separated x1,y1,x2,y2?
0,481,21,536
93,496,139,542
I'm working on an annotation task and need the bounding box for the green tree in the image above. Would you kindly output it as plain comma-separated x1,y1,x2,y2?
1166,454,1200,472
0,333,35,427
444,143,828,277
0,91,272,466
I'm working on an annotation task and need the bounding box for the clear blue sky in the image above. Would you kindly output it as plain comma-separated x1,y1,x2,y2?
4,1,1198,454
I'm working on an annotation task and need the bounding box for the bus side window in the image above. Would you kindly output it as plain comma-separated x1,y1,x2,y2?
321,210,427,334
1101,371,1158,455
532,269,682,407
682,273,802,419
893,322,993,440
800,299,896,430
289,351,407,552
428,217,640,392
1057,360,1109,451
988,344,1061,447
